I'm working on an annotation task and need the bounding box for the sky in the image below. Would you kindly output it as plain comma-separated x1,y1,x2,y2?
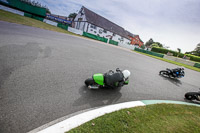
36,0,200,53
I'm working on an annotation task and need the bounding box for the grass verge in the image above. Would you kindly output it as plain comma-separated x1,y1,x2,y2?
133,50,200,72
0,9,81,36
67,104,200,133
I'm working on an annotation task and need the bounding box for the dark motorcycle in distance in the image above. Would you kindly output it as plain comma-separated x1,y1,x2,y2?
159,68,185,78
85,68,130,89
185,89,200,101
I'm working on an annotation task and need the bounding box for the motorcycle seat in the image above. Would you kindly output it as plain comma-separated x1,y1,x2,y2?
166,68,171,71
104,71,124,86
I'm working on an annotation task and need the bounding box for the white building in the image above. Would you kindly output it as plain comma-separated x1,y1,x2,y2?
74,6,131,45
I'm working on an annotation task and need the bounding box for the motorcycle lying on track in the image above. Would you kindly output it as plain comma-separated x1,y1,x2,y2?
85,68,130,89
159,68,185,78
185,89,200,101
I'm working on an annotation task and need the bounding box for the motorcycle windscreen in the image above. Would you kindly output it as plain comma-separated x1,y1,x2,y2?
93,73,104,85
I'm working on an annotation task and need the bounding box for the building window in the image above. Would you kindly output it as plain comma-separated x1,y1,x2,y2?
99,29,103,34
113,33,116,36
103,29,107,33
118,37,124,42
90,24,97,29
78,18,82,21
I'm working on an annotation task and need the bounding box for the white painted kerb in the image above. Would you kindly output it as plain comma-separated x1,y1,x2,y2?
37,101,145,133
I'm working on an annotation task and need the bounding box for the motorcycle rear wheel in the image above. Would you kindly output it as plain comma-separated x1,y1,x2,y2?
159,70,169,77
85,78,95,87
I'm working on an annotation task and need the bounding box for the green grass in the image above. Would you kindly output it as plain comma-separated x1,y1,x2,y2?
67,104,200,133
0,9,80,36
133,50,200,72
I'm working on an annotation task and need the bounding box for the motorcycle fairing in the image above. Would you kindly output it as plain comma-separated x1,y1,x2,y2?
93,73,104,85
124,80,129,84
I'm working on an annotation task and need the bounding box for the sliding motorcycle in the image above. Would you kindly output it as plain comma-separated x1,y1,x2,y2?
159,68,185,78
85,68,130,89
185,89,200,101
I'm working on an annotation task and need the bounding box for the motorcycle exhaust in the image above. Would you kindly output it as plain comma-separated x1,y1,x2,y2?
88,85,99,89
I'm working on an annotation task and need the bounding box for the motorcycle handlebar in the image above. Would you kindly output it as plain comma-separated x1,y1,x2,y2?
116,68,121,72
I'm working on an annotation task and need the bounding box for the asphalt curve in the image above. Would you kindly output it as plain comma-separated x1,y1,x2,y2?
0,21,200,133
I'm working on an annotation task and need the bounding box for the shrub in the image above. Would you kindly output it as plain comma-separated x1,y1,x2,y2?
185,54,200,62
151,47,200,61
178,53,185,58
151,47,181,57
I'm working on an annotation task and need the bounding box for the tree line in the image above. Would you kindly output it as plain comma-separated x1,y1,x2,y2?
145,38,200,56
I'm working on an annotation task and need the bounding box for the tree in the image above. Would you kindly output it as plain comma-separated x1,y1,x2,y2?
141,45,145,49
177,48,181,53
145,38,154,47
68,13,77,20
193,43,200,56
43,5,51,14
155,42,163,47
185,43,200,56
177,48,181,57
151,43,159,47
145,38,164,48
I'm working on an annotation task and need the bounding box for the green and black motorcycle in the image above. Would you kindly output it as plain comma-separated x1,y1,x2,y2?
85,68,130,89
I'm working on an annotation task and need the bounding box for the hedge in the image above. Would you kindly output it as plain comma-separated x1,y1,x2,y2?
185,54,200,63
194,63,200,68
151,47,200,63
135,48,164,58
151,47,182,57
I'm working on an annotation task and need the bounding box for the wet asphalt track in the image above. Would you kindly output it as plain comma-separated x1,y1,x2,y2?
0,21,200,133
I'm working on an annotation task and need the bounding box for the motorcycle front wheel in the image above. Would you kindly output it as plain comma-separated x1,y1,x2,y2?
185,92,197,100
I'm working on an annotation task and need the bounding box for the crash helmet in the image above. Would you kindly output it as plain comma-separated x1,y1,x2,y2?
122,70,131,79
